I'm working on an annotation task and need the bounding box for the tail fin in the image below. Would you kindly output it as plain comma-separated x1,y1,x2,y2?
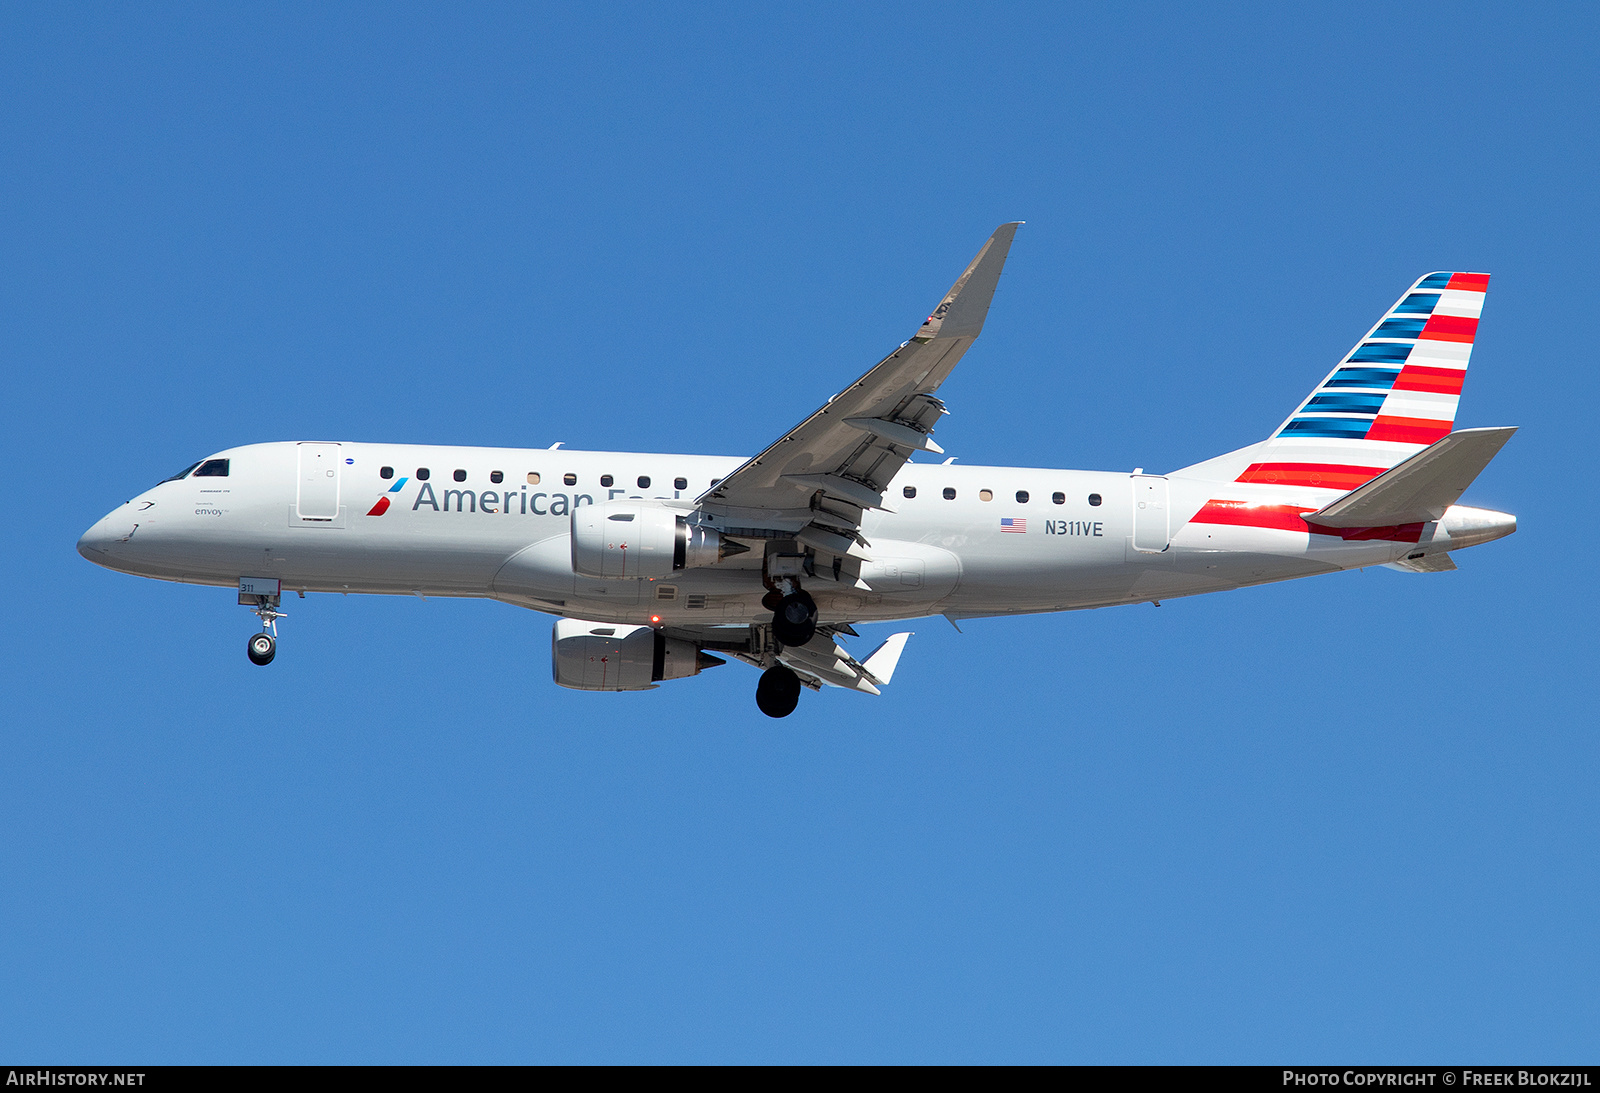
1249,271,1489,485
1182,272,1490,486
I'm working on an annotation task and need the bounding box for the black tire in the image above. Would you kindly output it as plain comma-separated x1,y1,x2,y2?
755,665,802,718
771,590,817,647
247,632,276,666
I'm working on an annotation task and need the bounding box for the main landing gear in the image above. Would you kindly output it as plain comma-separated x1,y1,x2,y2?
756,664,802,718
766,586,817,648
757,556,817,714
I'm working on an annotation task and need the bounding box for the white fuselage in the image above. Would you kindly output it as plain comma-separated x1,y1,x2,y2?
76,440,1514,626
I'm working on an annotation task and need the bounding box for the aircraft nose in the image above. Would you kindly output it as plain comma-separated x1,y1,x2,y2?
77,514,122,561
77,521,109,560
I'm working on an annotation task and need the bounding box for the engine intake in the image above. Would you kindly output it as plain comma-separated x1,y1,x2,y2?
571,500,745,579
551,618,724,691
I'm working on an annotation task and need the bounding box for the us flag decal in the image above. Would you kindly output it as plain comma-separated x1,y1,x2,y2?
1001,518,1026,533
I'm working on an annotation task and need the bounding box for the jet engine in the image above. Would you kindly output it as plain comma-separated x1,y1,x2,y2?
571,500,745,579
551,618,724,691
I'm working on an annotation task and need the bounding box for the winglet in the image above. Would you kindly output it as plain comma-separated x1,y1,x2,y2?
915,223,1023,342
862,632,912,686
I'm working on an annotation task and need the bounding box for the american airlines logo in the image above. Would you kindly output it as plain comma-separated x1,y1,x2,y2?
364,476,409,516
367,478,596,517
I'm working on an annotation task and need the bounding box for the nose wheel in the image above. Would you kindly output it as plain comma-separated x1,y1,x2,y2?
247,632,276,665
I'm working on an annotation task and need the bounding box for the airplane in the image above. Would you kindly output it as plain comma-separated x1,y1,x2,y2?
77,224,1517,718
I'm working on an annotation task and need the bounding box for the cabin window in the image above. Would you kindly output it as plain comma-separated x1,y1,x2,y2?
161,461,203,483
194,459,230,477
600,474,614,487
490,470,503,484
979,489,993,502
1088,493,1103,506
1015,490,1029,503
417,468,431,481
903,486,917,499
380,466,394,480
637,475,651,489
674,477,688,490
453,469,467,482
710,478,721,488
943,487,957,500
1052,492,1065,505
527,472,540,485
563,473,577,486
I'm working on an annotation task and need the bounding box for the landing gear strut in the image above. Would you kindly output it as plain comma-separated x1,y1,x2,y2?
241,586,285,667
756,664,802,718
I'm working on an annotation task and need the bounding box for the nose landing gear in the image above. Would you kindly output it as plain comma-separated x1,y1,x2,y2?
239,579,286,667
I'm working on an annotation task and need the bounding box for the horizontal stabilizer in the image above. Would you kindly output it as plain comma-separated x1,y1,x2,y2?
1385,552,1458,573
1308,426,1516,528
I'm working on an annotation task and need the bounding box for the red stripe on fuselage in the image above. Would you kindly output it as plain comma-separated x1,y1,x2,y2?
1190,500,1316,532
366,496,391,516
1190,500,1424,543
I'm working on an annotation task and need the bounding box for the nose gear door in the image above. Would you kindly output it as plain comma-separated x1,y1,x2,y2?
296,442,342,522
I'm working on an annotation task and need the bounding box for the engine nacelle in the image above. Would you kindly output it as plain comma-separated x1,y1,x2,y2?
571,500,740,579
550,618,721,691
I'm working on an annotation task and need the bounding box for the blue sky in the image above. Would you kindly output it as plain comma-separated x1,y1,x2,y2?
2,2,1595,1063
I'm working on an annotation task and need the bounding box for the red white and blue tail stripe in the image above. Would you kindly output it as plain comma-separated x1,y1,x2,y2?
1244,271,1488,488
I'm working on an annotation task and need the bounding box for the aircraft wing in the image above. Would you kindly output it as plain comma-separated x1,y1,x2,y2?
698,223,1022,564
661,623,913,695
777,630,913,694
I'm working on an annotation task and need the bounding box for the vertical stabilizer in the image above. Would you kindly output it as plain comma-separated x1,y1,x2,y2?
1180,272,1489,486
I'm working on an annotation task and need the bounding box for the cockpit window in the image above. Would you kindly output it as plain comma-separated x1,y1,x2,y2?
194,459,230,477
160,461,203,484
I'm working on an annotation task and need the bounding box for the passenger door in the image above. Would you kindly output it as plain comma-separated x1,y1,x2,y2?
1131,474,1170,553
296,443,342,522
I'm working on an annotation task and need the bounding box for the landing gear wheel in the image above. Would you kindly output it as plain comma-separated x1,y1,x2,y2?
756,665,802,718
771,590,817,647
247,632,276,666
761,589,784,612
